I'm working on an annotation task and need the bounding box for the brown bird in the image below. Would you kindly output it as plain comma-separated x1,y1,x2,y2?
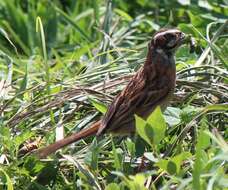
37,28,188,158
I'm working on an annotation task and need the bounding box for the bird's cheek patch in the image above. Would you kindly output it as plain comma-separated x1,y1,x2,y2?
167,39,176,48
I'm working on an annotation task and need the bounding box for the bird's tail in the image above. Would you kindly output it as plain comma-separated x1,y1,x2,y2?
36,121,101,158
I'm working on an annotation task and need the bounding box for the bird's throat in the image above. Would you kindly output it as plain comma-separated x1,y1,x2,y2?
148,46,176,70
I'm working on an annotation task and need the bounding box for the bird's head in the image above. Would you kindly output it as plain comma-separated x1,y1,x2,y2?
151,29,186,53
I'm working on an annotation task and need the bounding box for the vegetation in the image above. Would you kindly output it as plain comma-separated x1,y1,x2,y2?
0,0,227,189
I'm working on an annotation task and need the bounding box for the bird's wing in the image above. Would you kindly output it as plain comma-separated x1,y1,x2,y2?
97,66,172,135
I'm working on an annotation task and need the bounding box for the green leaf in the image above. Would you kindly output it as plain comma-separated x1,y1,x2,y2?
84,138,99,171
135,137,146,157
114,8,133,21
205,130,228,152
164,107,181,126
0,168,14,190
147,106,166,145
89,97,107,114
23,156,45,175
171,152,192,174
36,161,58,186
167,161,177,175
197,130,210,149
112,139,123,171
105,183,120,190
193,129,210,190
157,152,191,175
128,174,148,190
135,114,153,146
14,130,35,150
135,106,167,147
125,138,135,157
156,159,169,172
144,152,158,163
204,104,228,112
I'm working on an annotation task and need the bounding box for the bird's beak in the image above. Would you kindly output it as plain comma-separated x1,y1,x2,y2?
180,33,196,53
180,32,186,40
178,32,186,45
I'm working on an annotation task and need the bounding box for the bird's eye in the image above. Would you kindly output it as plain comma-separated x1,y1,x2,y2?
164,33,178,48
164,33,176,41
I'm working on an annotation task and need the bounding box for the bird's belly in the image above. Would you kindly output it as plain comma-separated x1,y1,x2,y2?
140,88,174,119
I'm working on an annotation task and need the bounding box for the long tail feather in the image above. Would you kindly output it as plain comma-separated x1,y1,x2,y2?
36,121,100,158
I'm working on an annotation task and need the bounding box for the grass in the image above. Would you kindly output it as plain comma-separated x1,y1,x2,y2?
0,0,227,189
